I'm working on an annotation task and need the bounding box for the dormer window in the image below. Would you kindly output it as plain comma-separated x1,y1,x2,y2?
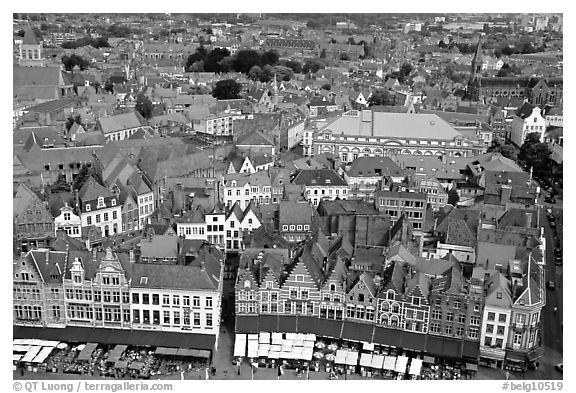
97,197,105,208
85,204,91,212
111,199,116,206
73,274,81,284
387,291,394,300
140,277,148,285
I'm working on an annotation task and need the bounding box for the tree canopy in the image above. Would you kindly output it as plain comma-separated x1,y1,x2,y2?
212,79,242,100
135,94,154,119
518,132,552,179
368,90,395,106
62,54,90,71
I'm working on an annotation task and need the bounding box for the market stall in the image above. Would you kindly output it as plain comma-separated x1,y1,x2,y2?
233,334,247,360
395,355,409,376
345,351,359,374
409,358,423,378
359,352,373,377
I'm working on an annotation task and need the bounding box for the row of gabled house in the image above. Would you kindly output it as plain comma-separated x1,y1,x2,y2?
13,239,225,354
235,212,546,370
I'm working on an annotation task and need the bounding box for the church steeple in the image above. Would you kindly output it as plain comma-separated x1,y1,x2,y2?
19,25,44,67
466,35,483,101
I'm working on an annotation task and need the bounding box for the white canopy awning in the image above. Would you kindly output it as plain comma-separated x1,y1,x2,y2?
280,350,293,359
271,332,283,341
259,332,270,344
359,353,373,367
362,342,375,352
301,347,314,361
285,333,297,340
303,340,315,348
21,346,42,363
371,354,385,369
409,358,423,375
383,356,396,371
395,355,409,373
32,347,54,364
270,344,282,352
13,345,31,353
304,333,316,342
247,334,259,341
345,351,359,366
247,340,259,358
258,344,270,357
293,339,304,347
335,349,347,364
268,351,281,359
233,336,247,357
13,354,23,362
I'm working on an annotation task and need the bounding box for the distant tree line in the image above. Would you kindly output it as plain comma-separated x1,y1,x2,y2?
61,36,110,49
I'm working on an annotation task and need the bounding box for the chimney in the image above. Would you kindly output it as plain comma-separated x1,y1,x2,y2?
501,185,512,204
92,247,97,263
525,212,533,228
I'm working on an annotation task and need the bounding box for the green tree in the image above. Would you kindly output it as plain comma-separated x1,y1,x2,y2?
261,50,279,66
135,94,154,119
447,188,460,206
212,79,241,100
248,65,263,81
518,132,552,179
233,50,262,74
72,163,92,191
65,115,82,132
368,90,395,106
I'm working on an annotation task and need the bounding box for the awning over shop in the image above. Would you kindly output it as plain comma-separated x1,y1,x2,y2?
371,354,384,369
409,358,423,375
278,316,298,333
383,356,396,371
345,351,359,366
401,331,427,352
77,342,98,361
341,321,359,341
335,349,347,364
462,340,480,360
425,335,444,357
106,345,128,363
31,346,54,364
395,355,409,373
21,346,42,363
373,327,397,346
316,319,343,339
155,347,178,356
13,326,215,350
13,354,23,362
526,347,544,362
465,363,478,372
296,316,317,334
259,315,278,333
268,351,280,359
235,315,259,334
505,350,526,363
443,339,462,359
359,353,373,367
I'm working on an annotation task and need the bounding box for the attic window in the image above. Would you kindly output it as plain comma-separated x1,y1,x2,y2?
140,277,148,285
496,292,502,299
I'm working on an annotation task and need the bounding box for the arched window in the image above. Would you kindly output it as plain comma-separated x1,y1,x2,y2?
381,302,390,312
390,315,399,326
392,303,400,313
330,283,336,292
381,315,388,325
358,293,364,302
387,291,394,300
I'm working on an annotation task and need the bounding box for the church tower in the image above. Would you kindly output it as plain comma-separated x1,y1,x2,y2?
19,25,45,67
466,35,483,101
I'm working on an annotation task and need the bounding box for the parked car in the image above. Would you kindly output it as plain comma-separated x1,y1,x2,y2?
555,256,562,266
546,281,556,290
554,248,562,257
